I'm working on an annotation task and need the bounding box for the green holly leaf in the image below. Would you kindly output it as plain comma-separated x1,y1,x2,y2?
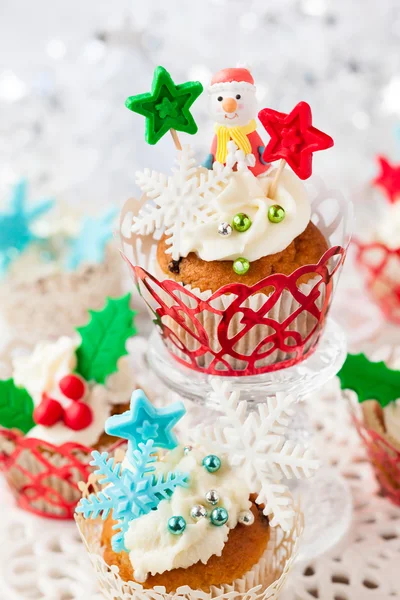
125,65,204,145
0,379,35,434
75,294,137,385
337,353,400,408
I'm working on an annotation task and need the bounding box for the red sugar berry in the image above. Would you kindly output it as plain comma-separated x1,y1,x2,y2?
59,374,86,401
63,402,93,431
34,394,64,427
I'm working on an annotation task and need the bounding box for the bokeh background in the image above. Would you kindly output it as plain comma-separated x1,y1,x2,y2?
1,0,400,210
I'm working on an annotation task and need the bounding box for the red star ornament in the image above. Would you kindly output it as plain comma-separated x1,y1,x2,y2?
258,101,334,180
373,156,400,204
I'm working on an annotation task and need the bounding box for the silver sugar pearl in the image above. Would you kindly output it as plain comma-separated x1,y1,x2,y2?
205,489,219,505
238,510,255,526
190,504,208,520
183,445,193,455
218,222,232,236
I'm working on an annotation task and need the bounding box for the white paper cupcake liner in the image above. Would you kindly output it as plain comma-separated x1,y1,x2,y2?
75,508,303,600
152,263,322,371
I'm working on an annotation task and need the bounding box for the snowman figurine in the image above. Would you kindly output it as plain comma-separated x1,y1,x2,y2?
204,67,269,177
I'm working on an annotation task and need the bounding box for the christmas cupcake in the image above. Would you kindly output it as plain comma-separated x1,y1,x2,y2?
338,352,400,505
0,179,124,344
0,294,137,518
355,156,400,323
76,379,312,597
121,65,350,376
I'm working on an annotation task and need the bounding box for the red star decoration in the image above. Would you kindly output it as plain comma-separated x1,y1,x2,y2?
373,156,400,204
258,101,334,180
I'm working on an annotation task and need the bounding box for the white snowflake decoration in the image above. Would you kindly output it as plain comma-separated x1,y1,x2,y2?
193,379,320,532
133,143,245,260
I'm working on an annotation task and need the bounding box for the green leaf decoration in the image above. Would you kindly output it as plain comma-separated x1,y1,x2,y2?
337,353,400,408
0,379,35,434
125,65,204,145
75,294,137,385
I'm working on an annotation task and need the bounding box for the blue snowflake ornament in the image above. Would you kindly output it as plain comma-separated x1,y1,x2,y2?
66,206,117,271
0,179,54,276
76,440,189,552
105,389,186,451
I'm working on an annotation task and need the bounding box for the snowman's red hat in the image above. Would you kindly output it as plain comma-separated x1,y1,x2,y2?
209,67,256,93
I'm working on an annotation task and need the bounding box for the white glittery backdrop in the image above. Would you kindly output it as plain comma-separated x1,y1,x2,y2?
1,0,400,212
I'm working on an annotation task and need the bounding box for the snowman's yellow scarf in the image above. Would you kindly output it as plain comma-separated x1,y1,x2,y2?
214,119,257,163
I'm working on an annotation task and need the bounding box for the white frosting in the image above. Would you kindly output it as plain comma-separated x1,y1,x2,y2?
381,353,400,442
383,400,400,442
368,348,400,443
374,201,400,249
12,337,135,446
178,168,311,262
13,336,78,402
123,446,251,582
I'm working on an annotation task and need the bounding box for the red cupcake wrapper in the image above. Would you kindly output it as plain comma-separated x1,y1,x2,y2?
355,240,400,324
351,413,400,506
120,181,351,376
0,428,123,519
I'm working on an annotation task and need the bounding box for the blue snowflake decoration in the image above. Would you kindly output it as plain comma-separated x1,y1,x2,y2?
66,206,117,271
105,389,186,451
76,440,189,552
0,179,54,276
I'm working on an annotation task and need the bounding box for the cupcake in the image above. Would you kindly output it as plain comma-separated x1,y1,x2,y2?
355,155,400,323
338,351,400,505
0,294,137,518
76,378,312,597
0,179,124,344
121,65,350,376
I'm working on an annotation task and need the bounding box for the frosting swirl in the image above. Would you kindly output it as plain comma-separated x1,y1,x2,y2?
12,336,134,446
123,445,251,582
178,168,311,262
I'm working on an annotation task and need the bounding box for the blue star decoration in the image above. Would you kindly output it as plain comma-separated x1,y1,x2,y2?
0,179,54,276
66,206,117,271
105,389,186,450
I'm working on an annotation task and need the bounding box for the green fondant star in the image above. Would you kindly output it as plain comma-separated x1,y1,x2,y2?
125,66,203,145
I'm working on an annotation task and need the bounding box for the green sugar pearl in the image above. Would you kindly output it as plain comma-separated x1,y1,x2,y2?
232,213,252,232
168,516,186,535
210,507,229,527
268,205,286,223
202,454,221,473
233,257,250,275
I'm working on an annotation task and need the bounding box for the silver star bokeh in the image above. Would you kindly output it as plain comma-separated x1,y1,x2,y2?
1,0,400,211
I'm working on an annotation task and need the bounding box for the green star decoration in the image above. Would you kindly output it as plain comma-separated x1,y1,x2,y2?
156,97,179,119
125,66,204,145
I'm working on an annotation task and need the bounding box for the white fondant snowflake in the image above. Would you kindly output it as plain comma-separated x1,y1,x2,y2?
133,144,236,260
193,379,320,532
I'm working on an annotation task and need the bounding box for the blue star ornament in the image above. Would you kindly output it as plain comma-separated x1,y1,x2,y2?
0,179,54,275
66,206,117,271
105,389,186,450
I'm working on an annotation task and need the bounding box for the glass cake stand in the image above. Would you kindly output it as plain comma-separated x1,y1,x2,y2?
147,318,347,402
147,317,352,562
